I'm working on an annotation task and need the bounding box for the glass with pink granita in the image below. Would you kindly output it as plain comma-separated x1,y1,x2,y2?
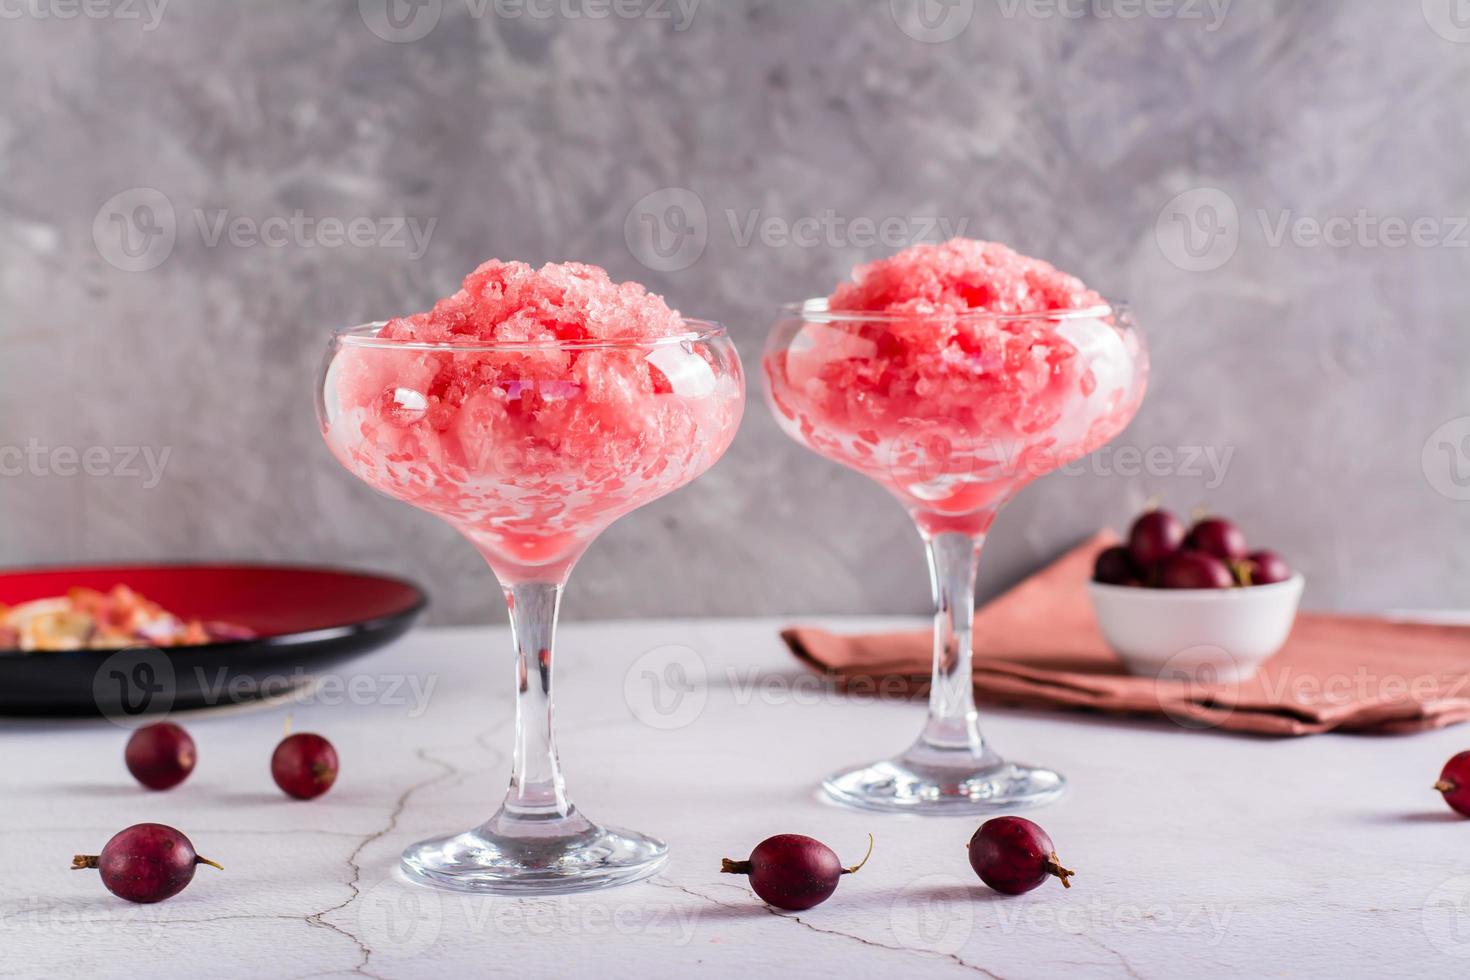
319,259,744,893
765,239,1147,813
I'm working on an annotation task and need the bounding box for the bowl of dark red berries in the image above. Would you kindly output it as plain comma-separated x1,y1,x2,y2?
1087,508,1304,682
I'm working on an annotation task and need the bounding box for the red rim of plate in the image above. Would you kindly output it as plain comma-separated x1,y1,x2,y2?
0,563,428,654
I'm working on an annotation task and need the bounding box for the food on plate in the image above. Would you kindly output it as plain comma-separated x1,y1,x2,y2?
0,585,253,651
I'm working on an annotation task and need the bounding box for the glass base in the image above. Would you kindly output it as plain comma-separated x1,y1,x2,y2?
823,744,1065,814
400,817,668,895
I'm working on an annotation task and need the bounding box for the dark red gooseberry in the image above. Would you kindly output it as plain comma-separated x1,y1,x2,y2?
721,834,872,910
1186,517,1248,562
1128,510,1185,570
73,823,221,904
1244,550,1293,586
1093,546,1138,586
125,722,196,791
1160,551,1234,590
271,732,339,800
967,816,1074,896
1436,751,1470,818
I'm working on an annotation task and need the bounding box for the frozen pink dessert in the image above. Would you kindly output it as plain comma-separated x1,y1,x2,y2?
765,239,1147,534
826,238,1106,315
322,260,743,581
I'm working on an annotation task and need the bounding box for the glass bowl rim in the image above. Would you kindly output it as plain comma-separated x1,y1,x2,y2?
333,319,730,353
779,298,1130,323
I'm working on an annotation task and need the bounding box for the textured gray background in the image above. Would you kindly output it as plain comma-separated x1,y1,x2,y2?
2,0,1468,623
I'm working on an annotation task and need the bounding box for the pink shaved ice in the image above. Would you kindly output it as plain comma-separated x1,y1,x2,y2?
829,239,1106,316
377,259,690,346
765,239,1145,534
323,260,743,580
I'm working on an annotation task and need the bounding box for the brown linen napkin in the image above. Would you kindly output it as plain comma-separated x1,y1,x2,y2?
783,533,1470,735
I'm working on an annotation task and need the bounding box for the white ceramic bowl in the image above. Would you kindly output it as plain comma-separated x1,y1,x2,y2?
1086,575,1305,683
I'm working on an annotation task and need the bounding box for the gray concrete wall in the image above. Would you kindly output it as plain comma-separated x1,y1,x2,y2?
2,0,1467,622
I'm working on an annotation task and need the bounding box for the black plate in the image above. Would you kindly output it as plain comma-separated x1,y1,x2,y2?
0,564,427,717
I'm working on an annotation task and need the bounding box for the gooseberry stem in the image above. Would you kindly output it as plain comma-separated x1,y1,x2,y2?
842,833,875,875
1045,852,1076,888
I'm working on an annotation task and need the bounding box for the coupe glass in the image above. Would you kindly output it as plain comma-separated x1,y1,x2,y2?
318,320,744,893
764,300,1147,813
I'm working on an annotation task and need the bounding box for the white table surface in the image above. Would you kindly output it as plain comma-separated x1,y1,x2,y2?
5,615,1470,979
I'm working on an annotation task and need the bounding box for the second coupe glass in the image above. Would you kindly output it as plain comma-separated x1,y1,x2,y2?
765,301,1147,813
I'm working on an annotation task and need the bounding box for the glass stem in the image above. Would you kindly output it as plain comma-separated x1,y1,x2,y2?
501,581,573,822
918,531,985,755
